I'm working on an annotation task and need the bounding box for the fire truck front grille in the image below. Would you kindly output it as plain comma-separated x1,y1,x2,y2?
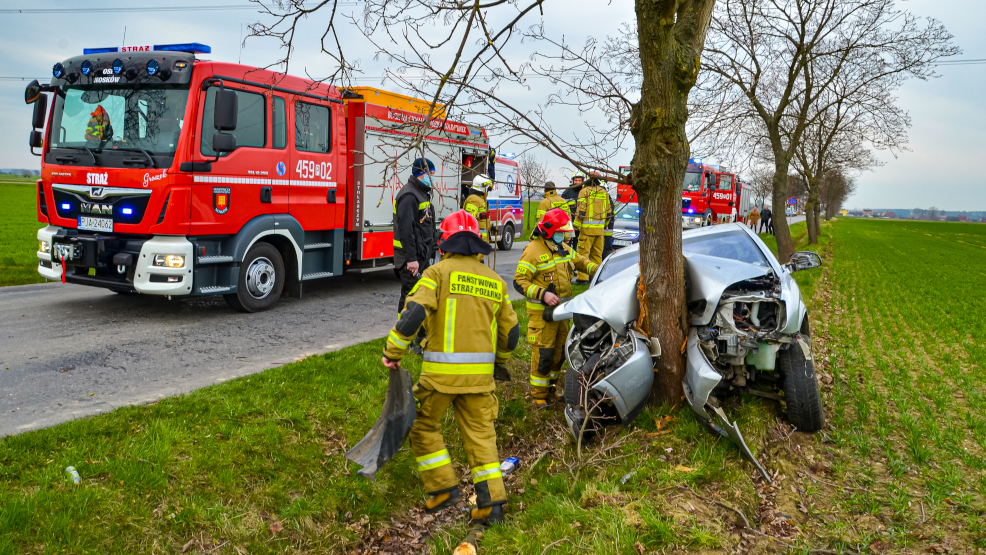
51,185,153,226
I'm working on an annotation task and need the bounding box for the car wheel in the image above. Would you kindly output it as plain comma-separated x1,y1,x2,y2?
779,332,824,432
703,209,713,227
497,222,514,251
224,242,285,313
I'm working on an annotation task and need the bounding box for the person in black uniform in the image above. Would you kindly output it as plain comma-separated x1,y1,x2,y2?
393,158,438,316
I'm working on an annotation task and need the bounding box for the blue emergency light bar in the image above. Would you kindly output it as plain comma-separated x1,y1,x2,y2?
83,43,211,55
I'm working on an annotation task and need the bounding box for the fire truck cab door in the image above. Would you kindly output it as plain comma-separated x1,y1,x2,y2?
192,84,275,236
711,172,735,221
289,99,342,230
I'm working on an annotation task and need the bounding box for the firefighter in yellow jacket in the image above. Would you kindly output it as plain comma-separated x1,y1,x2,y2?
574,177,613,284
463,174,493,242
382,210,520,525
514,208,598,405
535,181,571,221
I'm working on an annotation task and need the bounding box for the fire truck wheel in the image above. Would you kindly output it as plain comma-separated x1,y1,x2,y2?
497,222,514,251
702,209,713,227
225,243,285,313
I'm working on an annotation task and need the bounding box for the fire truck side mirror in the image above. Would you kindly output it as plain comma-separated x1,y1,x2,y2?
212,132,236,154
29,130,43,149
214,88,238,132
31,95,48,129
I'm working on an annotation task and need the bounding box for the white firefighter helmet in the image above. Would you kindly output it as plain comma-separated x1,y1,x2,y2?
472,174,493,194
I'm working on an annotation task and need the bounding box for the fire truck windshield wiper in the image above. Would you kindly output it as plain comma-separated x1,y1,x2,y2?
113,147,157,168
60,146,97,165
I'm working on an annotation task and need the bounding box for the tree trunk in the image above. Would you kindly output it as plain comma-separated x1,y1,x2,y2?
810,189,822,240
631,0,713,405
804,178,819,245
770,158,794,263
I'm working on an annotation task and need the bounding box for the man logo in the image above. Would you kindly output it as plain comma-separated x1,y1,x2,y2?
89,187,106,199
213,187,231,215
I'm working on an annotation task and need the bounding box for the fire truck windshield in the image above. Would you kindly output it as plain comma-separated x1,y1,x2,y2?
49,84,189,157
683,171,702,192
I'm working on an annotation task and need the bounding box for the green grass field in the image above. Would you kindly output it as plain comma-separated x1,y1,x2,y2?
4,218,986,554
0,175,45,287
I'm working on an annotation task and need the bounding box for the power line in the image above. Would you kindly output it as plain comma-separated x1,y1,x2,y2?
0,3,357,14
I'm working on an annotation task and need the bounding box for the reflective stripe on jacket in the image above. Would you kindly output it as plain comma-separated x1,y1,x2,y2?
536,191,572,221
513,236,597,312
575,185,613,236
463,194,489,237
384,253,519,394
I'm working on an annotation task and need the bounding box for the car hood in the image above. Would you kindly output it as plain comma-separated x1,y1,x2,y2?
683,252,772,325
550,249,778,332
614,219,638,230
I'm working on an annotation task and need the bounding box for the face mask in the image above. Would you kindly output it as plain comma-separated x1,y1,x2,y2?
419,175,432,189
551,234,564,244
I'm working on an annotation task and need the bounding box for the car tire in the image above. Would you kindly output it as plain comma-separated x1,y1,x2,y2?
224,242,285,313
703,209,713,227
779,332,824,432
497,222,514,251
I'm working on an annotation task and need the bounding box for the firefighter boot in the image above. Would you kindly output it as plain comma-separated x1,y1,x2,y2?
470,504,505,526
529,347,555,405
425,487,462,514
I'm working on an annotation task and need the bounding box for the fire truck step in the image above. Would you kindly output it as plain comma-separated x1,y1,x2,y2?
301,271,335,281
198,255,236,264
198,285,233,294
304,242,333,251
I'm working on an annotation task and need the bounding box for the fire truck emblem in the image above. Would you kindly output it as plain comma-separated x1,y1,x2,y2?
213,187,231,215
276,162,286,176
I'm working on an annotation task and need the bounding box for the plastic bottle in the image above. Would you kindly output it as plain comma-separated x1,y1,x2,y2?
65,466,81,485
499,457,520,476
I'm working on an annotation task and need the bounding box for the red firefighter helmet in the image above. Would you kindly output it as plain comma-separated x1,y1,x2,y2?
440,209,481,242
537,208,575,241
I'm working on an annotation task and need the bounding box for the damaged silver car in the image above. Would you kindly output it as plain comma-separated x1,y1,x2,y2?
547,223,823,479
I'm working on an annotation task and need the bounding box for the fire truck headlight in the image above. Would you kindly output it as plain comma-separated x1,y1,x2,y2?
39,240,50,254
693,217,702,224
154,254,185,268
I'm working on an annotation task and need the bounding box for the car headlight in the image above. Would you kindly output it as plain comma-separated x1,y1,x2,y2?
39,240,50,253
154,254,185,268
693,217,701,223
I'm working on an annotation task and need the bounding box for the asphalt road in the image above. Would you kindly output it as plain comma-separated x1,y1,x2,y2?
0,243,527,437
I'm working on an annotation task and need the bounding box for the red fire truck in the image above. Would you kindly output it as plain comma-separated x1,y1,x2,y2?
25,43,522,311
614,160,742,228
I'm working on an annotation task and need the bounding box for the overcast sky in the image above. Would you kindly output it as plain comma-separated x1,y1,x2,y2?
0,0,982,211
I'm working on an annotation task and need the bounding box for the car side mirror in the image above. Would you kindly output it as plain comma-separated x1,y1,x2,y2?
32,94,48,129
214,88,238,131
786,251,823,272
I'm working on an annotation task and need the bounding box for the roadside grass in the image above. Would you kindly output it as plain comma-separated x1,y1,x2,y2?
0,176,46,287
5,217,986,554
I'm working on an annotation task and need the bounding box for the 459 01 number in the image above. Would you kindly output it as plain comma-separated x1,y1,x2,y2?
296,160,332,180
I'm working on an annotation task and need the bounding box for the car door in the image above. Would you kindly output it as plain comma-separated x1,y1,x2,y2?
191,84,273,235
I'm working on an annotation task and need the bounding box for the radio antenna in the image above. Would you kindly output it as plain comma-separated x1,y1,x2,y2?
122,26,127,47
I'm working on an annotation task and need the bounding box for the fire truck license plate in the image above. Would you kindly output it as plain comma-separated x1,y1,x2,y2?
614,239,632,246
78,216,113,233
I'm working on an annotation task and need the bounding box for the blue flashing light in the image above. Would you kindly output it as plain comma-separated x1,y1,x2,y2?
83,46,120,55
500,152,516,159
121,207,133,215
80,60,93,76
146,59,160,76
112,59,124,74
153,43,211,54
53,63,65,78
61,203,71,211
689,157,702,165
688,208,694,214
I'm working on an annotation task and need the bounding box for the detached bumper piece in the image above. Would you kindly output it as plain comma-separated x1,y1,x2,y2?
683,328,771,482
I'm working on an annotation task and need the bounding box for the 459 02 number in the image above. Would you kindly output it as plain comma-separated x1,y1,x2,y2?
296,160,332,180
